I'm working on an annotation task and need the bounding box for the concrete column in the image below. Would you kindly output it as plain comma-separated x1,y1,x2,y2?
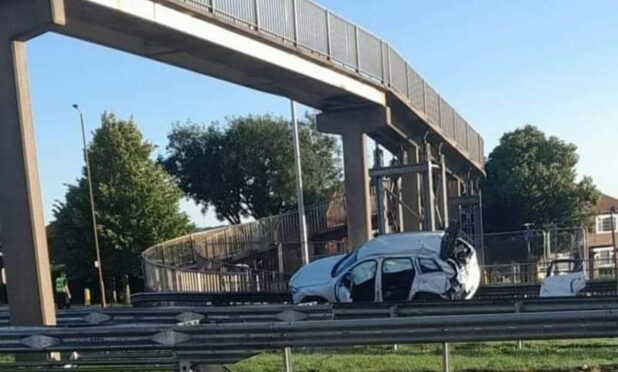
341,130,372,247
422,143,436,231
401,146,422,231
0,39,56,325
317,106,389,248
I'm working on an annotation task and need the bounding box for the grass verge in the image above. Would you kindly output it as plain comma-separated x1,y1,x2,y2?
228,340,618,372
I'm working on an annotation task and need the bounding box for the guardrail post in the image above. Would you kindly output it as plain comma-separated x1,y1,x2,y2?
283,347,293,372
442,342,451,372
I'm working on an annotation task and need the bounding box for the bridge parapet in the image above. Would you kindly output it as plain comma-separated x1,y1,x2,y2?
156,0,484,169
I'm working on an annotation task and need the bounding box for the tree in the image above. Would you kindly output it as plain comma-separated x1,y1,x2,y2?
161,114,341,224
49,113,192,297
483,125,599,232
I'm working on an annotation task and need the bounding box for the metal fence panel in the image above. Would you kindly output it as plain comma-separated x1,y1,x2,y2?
424,84,440,125
440,98,455,138
389,48,408,94
296,0,328,55
454,113,466,150
407,66,424,111
328,13,357,69
179,0,212,13
357,28,382,80
213,0,256,26
259,0,295,40
466,124,478,161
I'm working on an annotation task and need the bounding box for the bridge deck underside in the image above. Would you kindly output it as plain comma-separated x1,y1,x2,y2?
59,0,374,111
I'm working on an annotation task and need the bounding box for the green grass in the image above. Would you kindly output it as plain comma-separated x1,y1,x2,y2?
228,340,618,372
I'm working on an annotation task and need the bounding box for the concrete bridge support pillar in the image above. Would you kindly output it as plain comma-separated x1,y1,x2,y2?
317,106,390,249
0,0,64,326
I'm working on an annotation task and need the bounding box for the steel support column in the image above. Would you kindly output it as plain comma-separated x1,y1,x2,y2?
401,146,423,231
422,143,436,231
440,153,449,229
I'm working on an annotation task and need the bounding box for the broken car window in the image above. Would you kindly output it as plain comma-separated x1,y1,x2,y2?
348,260,377,302
382,258,414,302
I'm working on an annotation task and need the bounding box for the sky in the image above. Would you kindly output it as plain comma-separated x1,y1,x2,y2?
26,0,618,228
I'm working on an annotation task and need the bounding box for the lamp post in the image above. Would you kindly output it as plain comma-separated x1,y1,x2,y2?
72,105,107,308
290,100,309,266
610,207,617,292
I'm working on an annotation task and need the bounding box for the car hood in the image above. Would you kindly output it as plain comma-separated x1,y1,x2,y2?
289,254,344,288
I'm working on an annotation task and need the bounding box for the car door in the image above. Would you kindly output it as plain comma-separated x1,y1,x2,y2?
540,260,586,297
335,260,378,303
412,257,451,298
381,258,415,302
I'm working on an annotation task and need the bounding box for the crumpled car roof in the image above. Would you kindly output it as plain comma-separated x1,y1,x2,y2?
356,231,445,261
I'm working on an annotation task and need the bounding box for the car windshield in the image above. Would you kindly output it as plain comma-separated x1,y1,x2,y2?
547,259,583,277
332,250,359,277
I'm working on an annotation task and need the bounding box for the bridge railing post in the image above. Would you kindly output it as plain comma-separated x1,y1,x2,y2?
292,0,299,47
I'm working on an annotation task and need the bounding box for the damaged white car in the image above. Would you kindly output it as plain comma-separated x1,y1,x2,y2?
289,227,480,304
539,258,586,297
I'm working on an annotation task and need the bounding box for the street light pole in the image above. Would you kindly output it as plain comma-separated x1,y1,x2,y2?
610,207,617,292
72,105,107,308
290,100,309,266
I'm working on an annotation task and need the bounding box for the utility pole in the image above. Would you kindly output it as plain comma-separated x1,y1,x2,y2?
72,105,107,308
290,100,309,266
610,207,617,292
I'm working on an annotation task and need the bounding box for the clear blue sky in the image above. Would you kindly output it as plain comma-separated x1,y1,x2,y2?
27,0,618,227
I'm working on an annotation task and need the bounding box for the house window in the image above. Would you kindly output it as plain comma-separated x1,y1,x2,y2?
594,247,615,268
596,215,618,233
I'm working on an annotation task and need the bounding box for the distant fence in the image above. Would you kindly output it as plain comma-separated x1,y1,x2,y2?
480,227,594,285
161,0,484,166
144,192,595,292
142,198,349,292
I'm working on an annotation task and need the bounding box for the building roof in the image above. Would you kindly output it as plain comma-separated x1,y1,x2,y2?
597,194,618,214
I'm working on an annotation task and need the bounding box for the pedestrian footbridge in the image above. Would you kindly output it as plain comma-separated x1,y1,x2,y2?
1,0,486,324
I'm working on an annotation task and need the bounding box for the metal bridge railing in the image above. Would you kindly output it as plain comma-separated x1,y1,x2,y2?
163,0,484,166
142,198,351,292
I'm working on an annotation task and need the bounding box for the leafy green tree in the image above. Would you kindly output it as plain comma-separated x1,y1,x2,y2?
49,113,192,296
161,114,341,224
483,125,599,232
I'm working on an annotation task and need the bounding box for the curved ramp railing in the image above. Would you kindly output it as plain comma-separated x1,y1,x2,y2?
161,0,484,167
142,198,349,292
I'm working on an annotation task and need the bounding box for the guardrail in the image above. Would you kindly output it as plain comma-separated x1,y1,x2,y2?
162,0,484,166
3,298,618,370
2,309,618,354
0,303,331,327
5,296,618,327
